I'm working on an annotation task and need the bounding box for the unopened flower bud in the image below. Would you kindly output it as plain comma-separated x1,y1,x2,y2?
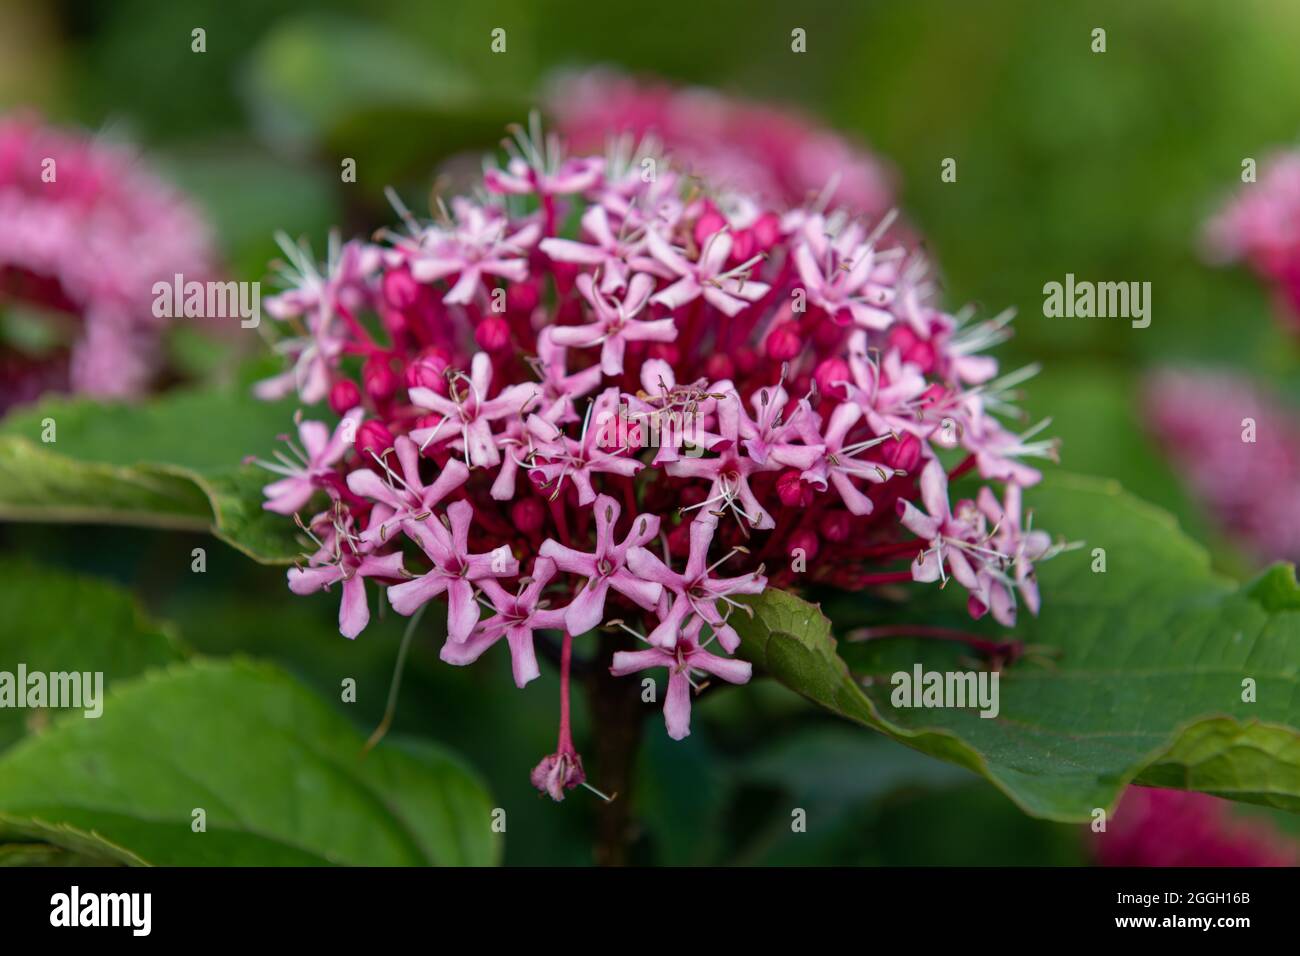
475,315,511,352
787,527,820,562
405,351,449,393
776,469,814,507
363,355,398,402
328,379,362,416
813,357,850,399
765,322,802,362
693,203,727,248
511,497,547,535
355,419,394,464
382,265,420,310
819,510,850,542
880,432,922,472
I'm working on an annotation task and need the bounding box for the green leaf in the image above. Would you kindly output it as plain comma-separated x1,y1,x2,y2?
733,472,1300,821
0,659,501,866
0,382,306,563
0,558,184,751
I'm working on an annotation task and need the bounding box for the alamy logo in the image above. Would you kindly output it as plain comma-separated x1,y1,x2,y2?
0,665,103,718
890,664,1000,718
1042,273,1150,328
50,886,151,936
152,273,261,328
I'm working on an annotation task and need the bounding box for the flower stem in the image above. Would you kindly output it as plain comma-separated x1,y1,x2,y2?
584,631,646,866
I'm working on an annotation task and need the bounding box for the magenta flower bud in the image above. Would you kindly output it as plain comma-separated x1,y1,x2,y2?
880,432,922,473
813,357,850,399
753,211,781,249
776,469,814,508
511,497,546,535
819,510,851,543
355,419,394,464
363,355,398,402
530,750,586,802
328,378,362,416
507,279,540,313
787,527,820,563
693,202,727,249
475,315,511,352
765,322,802,361
404,351,449,393
382,265,420,310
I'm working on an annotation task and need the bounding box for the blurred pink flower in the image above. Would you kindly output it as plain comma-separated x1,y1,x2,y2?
547,69,895,217
1094,787,1297,867
0,114,217,409
1204,149,1300,326
1144,368,1300,563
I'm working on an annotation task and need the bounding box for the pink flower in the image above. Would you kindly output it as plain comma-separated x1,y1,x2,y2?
896,458,987,599
1205,150,1300,328
550,272,677,376
441,557,567,688
800,402,897,515
610,616,752,740
793,215,897,329
407,198,539,307
539,494,663,635
1145,368,1300,562
287,518,407,639
666,391,779,529
976,482,1054,626
0,115,217,405
387,500,520,641
627,515,766,652
645,226,770,317
547,69,894,216
527,387,645,504
409,352,541,468
259,407,365,515
344,435,470,543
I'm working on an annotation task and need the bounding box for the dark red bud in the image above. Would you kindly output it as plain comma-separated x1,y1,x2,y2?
776,470,815,508
382,266,420,310
765,322,802,362
818,510,851,543
511,497,547,535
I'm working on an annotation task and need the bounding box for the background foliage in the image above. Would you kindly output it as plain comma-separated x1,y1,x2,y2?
2,0,1300,864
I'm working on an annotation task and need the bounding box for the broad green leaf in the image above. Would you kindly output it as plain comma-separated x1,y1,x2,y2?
733,472,1300,821
0,659,501,866
0,382,306,563
0,558,185,751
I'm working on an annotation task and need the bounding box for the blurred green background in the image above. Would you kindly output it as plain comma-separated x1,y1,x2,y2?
3,0,1300,864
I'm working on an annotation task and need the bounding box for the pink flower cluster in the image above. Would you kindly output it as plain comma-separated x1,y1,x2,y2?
1204,150,1300,327
1144,368,1300,563
255,118,1060,799
1094,787,1297,867
0,114,216,407
548,69,895,218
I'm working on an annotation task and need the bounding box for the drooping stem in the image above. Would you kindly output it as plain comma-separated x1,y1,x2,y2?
584,631,646,866
557,630,575,753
